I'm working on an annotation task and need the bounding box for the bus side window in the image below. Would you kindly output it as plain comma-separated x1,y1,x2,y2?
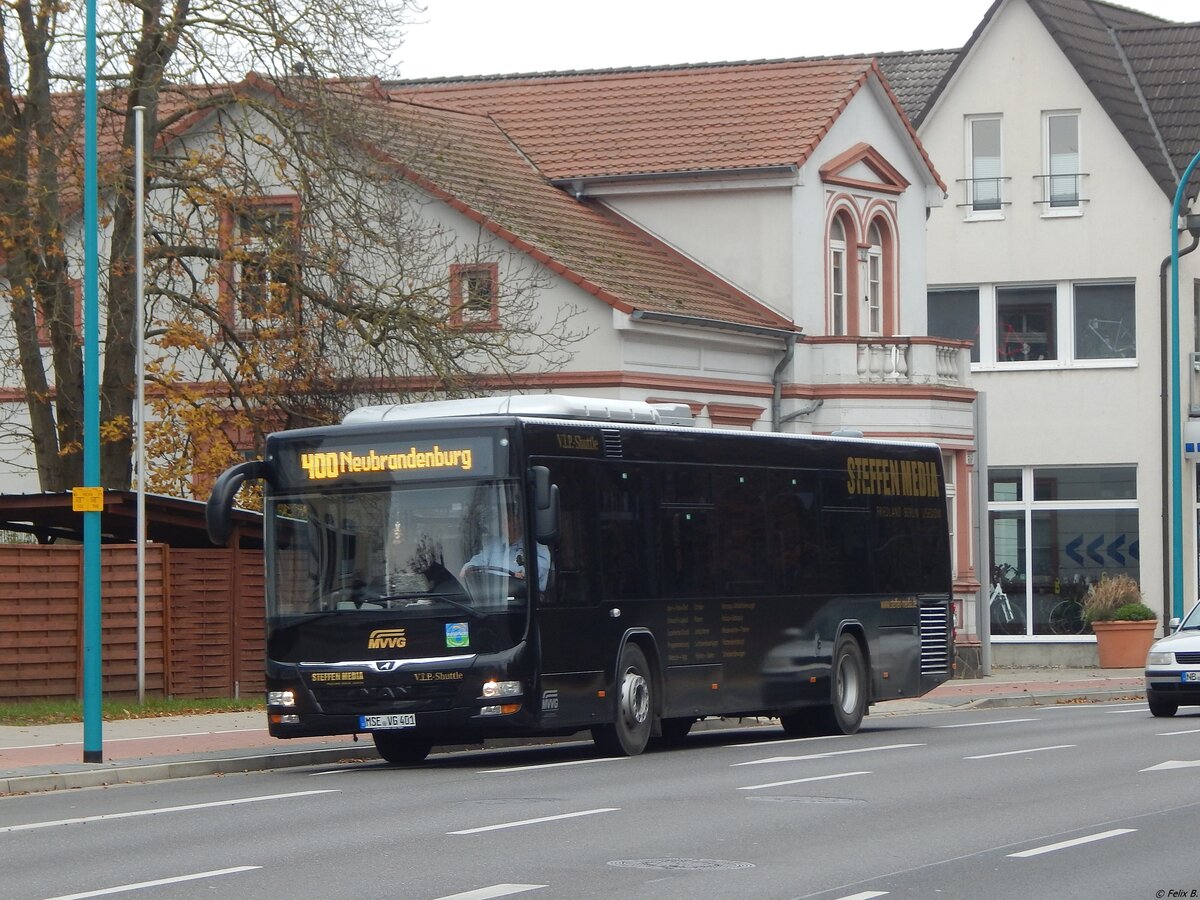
597,464,654,600
712,469,767,595
820,470,872,595
768,471,821,595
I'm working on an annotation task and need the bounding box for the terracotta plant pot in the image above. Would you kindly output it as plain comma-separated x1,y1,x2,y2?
1091,619,1157,668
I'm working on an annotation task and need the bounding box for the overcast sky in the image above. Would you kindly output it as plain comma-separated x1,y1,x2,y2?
395,0,1199,80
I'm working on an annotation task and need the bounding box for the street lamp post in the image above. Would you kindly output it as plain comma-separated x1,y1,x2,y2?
1168,150,1200,623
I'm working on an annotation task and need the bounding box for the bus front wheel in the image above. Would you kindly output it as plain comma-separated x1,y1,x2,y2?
592,643,653,756
372,732,433,765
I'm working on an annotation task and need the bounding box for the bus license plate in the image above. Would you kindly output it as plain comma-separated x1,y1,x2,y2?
360,714,416,730
1181,672,1200,684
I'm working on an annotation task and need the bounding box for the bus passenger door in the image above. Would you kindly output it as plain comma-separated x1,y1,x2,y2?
534,459,633,729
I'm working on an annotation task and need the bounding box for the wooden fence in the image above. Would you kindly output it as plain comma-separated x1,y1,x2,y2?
0,544,264,701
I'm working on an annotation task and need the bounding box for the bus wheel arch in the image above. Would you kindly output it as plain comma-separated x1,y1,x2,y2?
592,634,657,756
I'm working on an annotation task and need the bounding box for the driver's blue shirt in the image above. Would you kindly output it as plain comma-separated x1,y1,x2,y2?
463,540,551,590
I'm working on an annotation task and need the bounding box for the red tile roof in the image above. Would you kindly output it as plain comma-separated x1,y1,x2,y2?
356,94,794,330
390,58,911,182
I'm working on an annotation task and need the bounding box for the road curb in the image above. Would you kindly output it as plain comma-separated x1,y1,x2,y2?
0,746,379,797
957,689,1145,710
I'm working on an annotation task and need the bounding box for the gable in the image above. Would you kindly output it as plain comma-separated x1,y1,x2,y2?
819,142,912,195
923,0,1194,201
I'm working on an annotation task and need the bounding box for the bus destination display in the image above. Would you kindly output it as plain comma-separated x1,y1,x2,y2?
282,436,495,485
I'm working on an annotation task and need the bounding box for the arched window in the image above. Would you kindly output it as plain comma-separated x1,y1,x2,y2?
829,215,849,335
863,222,883,336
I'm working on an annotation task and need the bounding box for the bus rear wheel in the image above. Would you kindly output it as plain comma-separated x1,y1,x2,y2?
592,644,653,756
372,732,433,765
814,634,867,735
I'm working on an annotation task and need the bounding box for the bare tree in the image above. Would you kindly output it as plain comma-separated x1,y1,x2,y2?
0,1,587,494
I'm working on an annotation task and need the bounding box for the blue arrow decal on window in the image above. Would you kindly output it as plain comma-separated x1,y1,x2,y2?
1086,535,1105,565
1106,535,1126,566
1065,535,1084,566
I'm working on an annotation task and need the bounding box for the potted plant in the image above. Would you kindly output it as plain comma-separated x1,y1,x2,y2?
1082,573,1157,668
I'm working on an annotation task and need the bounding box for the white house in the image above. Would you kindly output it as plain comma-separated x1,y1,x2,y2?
911,0,1200,663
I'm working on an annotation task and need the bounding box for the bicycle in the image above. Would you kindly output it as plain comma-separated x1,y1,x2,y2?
990,563,1025,635
1047,596,1086,634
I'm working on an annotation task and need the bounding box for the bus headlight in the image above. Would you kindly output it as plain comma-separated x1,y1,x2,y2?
481,680,522,699
267,690,296,707
1146,651,1175,666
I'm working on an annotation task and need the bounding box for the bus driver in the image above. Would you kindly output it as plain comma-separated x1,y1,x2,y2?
460,507,551,590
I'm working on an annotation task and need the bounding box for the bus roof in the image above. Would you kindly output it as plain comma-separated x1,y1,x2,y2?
343,395,695,427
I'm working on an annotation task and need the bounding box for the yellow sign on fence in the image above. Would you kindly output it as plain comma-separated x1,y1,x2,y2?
72,487,104,512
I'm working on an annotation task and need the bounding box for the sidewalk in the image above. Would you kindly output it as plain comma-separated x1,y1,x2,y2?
0,667,1146,796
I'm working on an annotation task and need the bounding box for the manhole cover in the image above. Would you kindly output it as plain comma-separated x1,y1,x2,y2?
607,858,754,871
745,795,865,804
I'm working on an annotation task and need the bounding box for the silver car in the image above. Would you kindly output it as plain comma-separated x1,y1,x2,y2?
1145,602,1200,717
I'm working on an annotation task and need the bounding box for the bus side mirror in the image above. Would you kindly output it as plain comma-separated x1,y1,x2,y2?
531,465,559,545
206,459,268,545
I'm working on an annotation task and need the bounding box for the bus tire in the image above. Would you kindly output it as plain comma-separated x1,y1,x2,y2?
372,732,433,765
657,716,694,747
813,634,867,735
592,643,653,756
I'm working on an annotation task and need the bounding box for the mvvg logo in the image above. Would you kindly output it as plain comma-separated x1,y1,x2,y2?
367,628,407,650
541,689,559,713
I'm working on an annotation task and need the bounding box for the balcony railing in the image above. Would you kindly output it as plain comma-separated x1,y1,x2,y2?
801,336,971,388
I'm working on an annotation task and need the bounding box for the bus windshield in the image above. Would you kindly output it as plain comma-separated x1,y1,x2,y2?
267,480,530,619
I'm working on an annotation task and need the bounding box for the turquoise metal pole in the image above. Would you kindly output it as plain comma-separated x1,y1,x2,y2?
1170,150,1200,622
82,0,102,762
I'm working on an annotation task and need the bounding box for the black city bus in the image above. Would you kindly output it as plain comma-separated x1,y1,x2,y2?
206,395,955,764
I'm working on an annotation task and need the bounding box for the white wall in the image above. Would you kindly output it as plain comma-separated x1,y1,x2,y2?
918,0,1200,615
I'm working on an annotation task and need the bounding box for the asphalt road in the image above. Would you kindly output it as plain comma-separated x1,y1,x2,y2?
2,701,1198,900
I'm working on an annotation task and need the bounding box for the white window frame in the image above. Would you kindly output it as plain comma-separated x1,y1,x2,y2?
829,219,848,336
965,115,1004,221
988,465,1139,642
941,280,1137,371
862,243,882,336
1042,110,1083,217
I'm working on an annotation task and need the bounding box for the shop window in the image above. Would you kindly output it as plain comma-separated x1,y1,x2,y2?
988,465,1138,639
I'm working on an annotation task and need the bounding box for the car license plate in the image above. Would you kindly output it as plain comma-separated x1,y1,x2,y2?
359,714,416,730
1181,672,1200,684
